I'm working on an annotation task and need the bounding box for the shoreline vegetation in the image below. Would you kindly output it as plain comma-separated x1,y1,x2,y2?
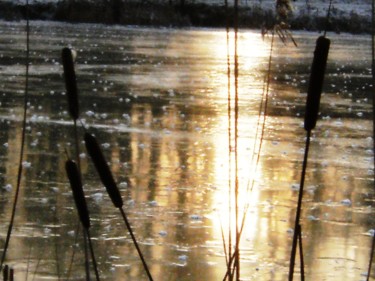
0,0,372,33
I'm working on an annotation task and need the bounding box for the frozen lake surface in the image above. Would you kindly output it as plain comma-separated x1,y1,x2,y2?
0,20,373,280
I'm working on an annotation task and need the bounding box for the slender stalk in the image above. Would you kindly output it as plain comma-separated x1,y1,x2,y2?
0,0,30,270
289,129,311,281
219,216,230,268
86,230,101,281
297,224,305,281
26,240,32,281
119,207,153,281
366,1,375,280
66,223,80,280
31,253,42,281
323,0,333,37
54,194,61,281
83,231,91,281
224,0,233,278
233,0,240,279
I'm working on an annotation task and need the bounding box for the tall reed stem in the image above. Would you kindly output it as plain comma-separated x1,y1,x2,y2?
0,0,30,270
83,230,91,281
224,0,233,278
233,0,241,279
119,208,153,281
288,130,311,281
86,230,100,281
366,1,375,280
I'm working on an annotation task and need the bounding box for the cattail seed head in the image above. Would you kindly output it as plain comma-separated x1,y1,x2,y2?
65,159,90,229
304,36,330,131
84,132,123,208
62,47,79,120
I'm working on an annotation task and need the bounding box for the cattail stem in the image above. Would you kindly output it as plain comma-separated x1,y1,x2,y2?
289,129,311,281
0,0,30,271
66,223,81,280
83,230,91,281
224,0,232,277
297,224,305,281
119,208,153,281
86,230,101,281
367,1,375,280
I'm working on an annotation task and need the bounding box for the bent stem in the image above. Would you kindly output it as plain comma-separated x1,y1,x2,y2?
119,207,153,281
367,1,375,280
83,230,91,281
289,130,311,281
0,0,30,270
86,229,101,281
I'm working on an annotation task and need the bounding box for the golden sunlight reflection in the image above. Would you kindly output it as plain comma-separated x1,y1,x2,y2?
0,22,373,281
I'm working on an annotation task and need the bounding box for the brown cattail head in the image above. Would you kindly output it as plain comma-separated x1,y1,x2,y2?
62,47,79,120
304,36,330,131
65,159,90,229
84,133,124,208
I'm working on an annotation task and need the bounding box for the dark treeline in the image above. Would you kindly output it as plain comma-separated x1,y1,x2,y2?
0,0,371,33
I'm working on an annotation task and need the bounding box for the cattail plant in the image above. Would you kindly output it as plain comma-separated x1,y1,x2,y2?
62,47,92,280
289,35,330,281
84,132,154,281
65,159,100,281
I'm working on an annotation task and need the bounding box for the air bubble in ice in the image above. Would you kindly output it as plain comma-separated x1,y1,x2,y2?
22,161,31,168
119,182,128,188
86,111,95,117
190,214,202,220
149,200,158,206
91,192,103,203
178,255,188,261
307,215,318,221
2,184,12,192
291,183,300,191
101,143,110,149
341,199,352,206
